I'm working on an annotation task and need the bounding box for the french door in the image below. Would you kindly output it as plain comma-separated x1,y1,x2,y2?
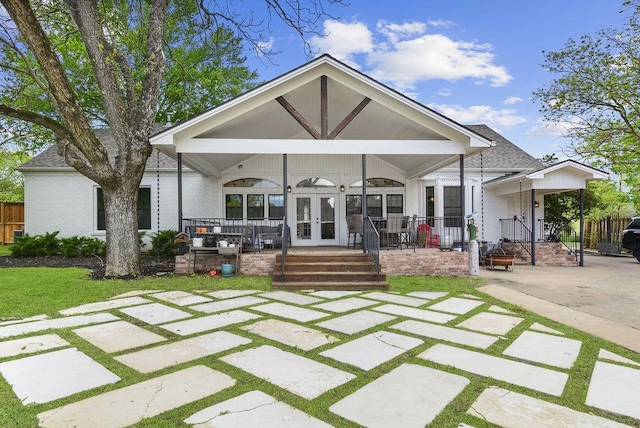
294,194,339,246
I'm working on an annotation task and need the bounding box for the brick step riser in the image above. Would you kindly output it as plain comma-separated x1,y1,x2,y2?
272,281,389,291
283,264,376,273
273,273,384,282
275,256,372,263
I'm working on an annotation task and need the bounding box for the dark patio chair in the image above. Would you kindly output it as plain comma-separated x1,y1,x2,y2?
346,214,363,249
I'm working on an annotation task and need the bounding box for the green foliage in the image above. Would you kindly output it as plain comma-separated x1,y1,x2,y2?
544,189,598,237
148,229,178,257
59,236,106,258
10,231,60,257
534,2,640,185
10,232,105,257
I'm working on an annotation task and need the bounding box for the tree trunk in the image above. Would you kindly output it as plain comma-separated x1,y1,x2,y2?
103,181,141,277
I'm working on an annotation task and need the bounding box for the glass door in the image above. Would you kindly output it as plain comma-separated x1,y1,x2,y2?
294,194,339,246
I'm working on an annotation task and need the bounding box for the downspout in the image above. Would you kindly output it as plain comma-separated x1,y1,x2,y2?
579,188,584,267
531,188,536,266
459,155,465,251
283,154,288,258
177,153,183,233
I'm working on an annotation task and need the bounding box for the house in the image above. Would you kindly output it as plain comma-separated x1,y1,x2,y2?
18,55,607,276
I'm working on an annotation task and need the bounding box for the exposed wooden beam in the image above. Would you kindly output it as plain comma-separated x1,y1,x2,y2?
276,96,321,139
328,97,371,140
321,75,328,139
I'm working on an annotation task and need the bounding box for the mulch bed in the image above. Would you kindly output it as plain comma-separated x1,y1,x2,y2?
0,255,175,279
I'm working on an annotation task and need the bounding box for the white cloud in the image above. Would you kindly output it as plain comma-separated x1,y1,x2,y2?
504,96,523,105
310,19,512,91
430,103,527,128
310,20,373,67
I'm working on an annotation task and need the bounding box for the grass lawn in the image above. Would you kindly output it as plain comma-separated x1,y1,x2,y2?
0,245,11,256
0,267,638,427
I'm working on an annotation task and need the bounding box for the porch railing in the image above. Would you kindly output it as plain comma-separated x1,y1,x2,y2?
500,216,533,258
363,216,381,281
183,217,289,251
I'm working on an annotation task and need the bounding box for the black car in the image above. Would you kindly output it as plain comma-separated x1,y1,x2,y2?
622,217,640,262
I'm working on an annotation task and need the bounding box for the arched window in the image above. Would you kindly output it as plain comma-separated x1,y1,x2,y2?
224,178,280,188
296,177,337,188
349,178,404,188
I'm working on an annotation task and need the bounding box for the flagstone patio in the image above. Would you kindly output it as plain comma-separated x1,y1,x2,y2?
0,288,638,427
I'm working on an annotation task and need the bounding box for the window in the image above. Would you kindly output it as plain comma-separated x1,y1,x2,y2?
96,187,151,231
386,194,403,214
247,194,264,219
268,194,284,219
225,194,243,219
443,186,461,227
296,177,336,188
350,178,404,188
345,195,383,217
224,178,279,188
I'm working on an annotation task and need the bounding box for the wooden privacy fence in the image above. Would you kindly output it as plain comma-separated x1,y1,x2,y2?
1,203,24,245
584,216,631,250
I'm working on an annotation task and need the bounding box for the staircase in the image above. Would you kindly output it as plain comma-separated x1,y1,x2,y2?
502,242,579,267
272,253,389,290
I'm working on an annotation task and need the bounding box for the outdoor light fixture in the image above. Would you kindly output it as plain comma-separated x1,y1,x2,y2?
429,197,435,202
340,185,345,192
535,201,540,208
287,185,292,193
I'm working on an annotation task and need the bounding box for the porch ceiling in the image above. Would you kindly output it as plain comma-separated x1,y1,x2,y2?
152,55,494,178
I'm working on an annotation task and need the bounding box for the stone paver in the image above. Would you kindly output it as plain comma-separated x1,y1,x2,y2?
361,291,429,307
73,320,166,353
330,363,470,428
189,296,269,313
427,297,484,314
312,297,377,313
184,390,333,428
407,291,448,300
251,302,330,322
150,290,211,306
115,331,250,373
0,347,120,404
373,303,457,324
241,319,338,351
38,365,235,428
316,310,396,335
159,310,261,336
392,320,498,349
468,387,631,428
0,313,119,339
259,290,324,305
221,345,355,399
308,290,362,299
0,334,69,359
59,296,150,315
456,311,524,335
320,331,422,370
586,361,640,420
0,314,48,326
487,304,516,314
503,330,582,369
108,290,161,299
120,302,192,325
207,289,261,299
529,322,565,335
419,344,568,396
598,349,640,367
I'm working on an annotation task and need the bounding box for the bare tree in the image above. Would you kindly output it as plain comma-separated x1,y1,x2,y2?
0,0,344,277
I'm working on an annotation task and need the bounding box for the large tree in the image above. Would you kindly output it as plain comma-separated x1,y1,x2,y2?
534,1,640,182
0,0,343,277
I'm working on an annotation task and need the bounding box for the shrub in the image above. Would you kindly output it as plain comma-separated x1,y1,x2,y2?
148,230,178,257
10,232,105,258
11,231,60,257
59,236,106,258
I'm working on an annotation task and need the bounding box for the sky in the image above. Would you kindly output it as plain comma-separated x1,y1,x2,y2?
242,0,628,161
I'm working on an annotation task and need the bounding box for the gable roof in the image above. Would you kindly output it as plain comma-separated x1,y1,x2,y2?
151,54,494,178
463,124,543,171
18,128,181,172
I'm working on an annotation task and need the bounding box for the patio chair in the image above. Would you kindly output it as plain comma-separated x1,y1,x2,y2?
382,213,405,250
399,214,417,250
346,214,363,249
417,223,440,248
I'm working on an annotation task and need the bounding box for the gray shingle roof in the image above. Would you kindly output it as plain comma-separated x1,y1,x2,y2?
464,124,543,171
19,127,179,170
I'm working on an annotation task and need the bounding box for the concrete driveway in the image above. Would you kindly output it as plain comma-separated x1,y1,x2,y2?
479,251,640,352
